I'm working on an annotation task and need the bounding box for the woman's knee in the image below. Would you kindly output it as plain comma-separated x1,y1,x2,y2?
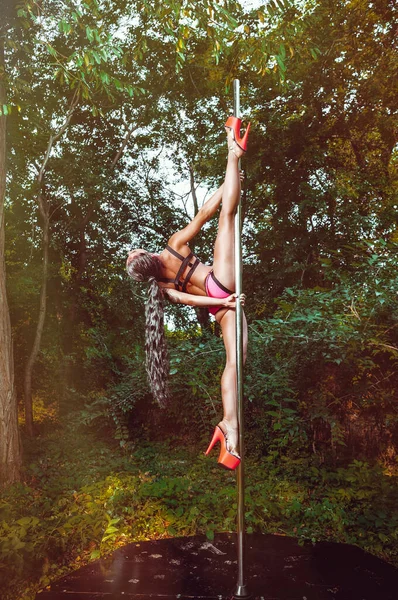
224,358,237,374
229,348,247,365
219,205,236,220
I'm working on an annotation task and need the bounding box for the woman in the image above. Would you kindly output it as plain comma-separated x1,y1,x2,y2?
126,116,250,470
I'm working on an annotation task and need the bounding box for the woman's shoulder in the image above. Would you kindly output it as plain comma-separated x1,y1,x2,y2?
163,239,191,259
168,231,194,250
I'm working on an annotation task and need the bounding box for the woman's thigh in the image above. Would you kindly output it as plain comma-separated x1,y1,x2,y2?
212,213,235,291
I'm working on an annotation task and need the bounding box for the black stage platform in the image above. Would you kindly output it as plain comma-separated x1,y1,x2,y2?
36,533,398,599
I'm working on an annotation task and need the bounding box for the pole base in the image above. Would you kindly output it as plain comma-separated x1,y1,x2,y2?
232,584,252,599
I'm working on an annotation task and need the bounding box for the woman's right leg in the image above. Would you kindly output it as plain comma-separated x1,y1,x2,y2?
211,129,244,290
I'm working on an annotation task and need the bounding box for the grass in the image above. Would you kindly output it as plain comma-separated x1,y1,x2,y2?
1,408,398,600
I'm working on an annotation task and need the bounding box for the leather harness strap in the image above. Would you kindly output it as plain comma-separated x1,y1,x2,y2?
158,245,201,292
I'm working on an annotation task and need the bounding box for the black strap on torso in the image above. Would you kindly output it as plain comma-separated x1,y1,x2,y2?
157,245,200,292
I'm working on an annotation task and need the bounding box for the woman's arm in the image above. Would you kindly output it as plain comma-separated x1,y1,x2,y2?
169,172,244,249
164,288,245,309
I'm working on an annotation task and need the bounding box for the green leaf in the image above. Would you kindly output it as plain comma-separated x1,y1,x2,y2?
46,44,57,57
101,534,117,542
104,526,119,534
276,55,286,72
216,5,238,28
267,411,280,417
92,51,101,64
206,529,215,541
17,517,32,526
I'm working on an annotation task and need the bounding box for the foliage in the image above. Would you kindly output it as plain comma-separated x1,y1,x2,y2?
244,239,398,459
0,418,397,599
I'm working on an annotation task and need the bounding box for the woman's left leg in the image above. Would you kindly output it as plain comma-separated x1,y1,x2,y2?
215,307,248,456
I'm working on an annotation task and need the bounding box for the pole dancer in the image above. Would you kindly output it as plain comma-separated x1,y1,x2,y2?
126,115,250,469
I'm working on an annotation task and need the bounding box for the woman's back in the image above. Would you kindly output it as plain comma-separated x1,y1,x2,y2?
158,244,211,296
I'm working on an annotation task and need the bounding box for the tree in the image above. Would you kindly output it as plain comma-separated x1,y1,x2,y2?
0,8,22,487
6,0,142,434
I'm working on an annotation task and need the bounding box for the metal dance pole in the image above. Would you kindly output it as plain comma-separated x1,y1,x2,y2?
232,79,251,599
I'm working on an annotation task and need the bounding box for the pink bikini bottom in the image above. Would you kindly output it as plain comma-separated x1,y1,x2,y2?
205,271,234,316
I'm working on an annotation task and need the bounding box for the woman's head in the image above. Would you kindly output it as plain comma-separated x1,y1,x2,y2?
126,249,161,282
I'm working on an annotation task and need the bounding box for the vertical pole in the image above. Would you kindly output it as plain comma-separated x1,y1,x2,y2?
233,80,250,599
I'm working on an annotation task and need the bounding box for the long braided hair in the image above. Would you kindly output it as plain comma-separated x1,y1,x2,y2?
126,252,169,408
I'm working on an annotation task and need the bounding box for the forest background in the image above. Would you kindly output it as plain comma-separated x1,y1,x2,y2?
0,0,397,598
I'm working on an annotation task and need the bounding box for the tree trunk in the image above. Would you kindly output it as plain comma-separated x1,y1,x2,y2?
23,195,49,436
0,38,22,486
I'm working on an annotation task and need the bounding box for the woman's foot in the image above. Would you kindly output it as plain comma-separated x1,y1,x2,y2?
225,116,250,157
217,418,240,459
225,126,245,159
205,420,241,470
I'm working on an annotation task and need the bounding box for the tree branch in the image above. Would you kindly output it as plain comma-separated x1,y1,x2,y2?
37,88,79,184
111,123,140,169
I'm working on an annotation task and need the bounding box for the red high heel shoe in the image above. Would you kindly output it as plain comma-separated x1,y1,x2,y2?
205,424,241,470
225,116,251,152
